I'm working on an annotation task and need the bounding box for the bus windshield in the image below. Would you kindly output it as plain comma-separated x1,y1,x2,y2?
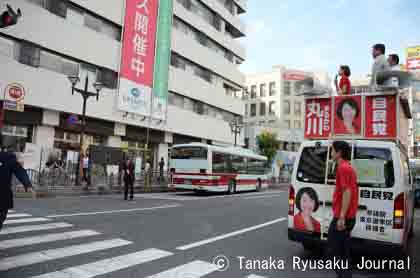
171,146,208,160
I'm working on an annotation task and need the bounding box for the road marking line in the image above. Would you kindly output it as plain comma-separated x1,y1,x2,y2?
246,275,267,278
6,213,32,218
0,223,73,236
32,248,173,278
0,230,101,249
46,204,180,218
0,239,131,271
244,194,284,200
176,217,287,250
146,260,220,278
4,217,50,225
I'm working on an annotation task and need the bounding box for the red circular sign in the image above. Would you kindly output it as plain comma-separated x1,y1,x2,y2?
5,83,25,102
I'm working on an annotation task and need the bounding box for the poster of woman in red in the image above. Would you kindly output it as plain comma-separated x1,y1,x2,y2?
365,95,397,138
334,96,362,136
293,187,321,233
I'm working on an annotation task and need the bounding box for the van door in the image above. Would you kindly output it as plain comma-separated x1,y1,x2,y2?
350,146,396,242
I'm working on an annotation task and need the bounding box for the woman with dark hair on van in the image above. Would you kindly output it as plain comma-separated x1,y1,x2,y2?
335,65,352,95
336,98,360,135
293,187,321,233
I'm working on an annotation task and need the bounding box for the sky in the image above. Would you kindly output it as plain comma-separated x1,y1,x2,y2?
239,0,420,80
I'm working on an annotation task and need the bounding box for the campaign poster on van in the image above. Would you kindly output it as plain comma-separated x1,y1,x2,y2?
333,96,362,136
304,98,332,138
365,95,397,138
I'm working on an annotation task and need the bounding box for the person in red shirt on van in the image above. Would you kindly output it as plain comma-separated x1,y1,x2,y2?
329,141,359,278
335,65,352,95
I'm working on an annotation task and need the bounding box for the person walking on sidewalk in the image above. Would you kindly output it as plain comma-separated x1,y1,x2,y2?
328,141,359,278
123,158,135,201
159,157,165,184
0,135,35,232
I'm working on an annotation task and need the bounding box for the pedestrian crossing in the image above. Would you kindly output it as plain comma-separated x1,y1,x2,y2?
1,211,269,278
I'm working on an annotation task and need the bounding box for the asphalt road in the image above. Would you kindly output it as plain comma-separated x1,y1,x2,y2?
0,190,418,278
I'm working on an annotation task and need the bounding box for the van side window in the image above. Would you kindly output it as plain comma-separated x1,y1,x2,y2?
353,148,394,188
296,147,328,184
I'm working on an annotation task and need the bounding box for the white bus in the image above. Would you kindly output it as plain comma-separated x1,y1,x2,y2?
169,143,269,193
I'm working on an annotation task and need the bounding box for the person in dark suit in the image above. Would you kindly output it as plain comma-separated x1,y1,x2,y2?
0,134,35,231
123,158,135,201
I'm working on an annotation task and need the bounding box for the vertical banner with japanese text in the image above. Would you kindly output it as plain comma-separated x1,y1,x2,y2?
365,95,397,138
152,0,173,120
333,96,362,136
118,0,159,116
304,98,332,138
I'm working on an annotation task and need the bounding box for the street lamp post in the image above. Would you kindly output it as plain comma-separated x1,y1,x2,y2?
229,116,244,146
68,75,103,186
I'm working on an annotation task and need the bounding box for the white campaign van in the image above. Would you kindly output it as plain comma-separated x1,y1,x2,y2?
288,71,415,256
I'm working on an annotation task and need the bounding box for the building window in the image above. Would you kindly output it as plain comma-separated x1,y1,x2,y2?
194,102,205,115
284,100,291,115
294,120,301,129
80,63,97,82
250,104,257,117
98,68,118,89
284,81,291,96
0,36,15,58
284,120,291,129
269,82,276,96
66,5,84,26
17,41,40,67
260,102,266,116
194,65,212,83
294,101,302,115
260,83,266,97
62,59,79,77
269,101,276,116
250,85,257,99
84,13,103,32
40,51,63,73
170,53,187,70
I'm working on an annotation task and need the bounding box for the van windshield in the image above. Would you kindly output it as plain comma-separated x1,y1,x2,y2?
297,146,395,188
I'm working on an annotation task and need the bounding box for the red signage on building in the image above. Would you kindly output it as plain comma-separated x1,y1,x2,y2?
333,96,362,136
365,95,397,138
283,71,308,81
304,98,332,138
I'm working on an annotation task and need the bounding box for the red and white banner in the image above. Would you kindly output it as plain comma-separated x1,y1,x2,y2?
118,0,159,116
304,98,332,138
283,71,308,81
333,96,362,136
365,95,397,138
407,58,420,70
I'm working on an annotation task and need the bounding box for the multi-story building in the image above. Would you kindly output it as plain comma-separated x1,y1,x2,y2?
243,65,330,151
0,0,247,169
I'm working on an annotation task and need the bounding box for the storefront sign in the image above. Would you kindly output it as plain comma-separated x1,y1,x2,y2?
365,95,397,138
283,71,308,81
304,98,332,138
67,114,79,125
118,0,159,116
3,83,25,112
333,96,362,136
406,45,420,71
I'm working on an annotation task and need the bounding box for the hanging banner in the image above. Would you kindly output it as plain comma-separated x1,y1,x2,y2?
333,96,362,136
118,0,159,116
406,45,420,71
152,0,173,120
365,95,397,138
3,83,25,112
304,98,332,138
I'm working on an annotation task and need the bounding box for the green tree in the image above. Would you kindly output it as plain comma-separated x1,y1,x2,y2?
256,131,279,165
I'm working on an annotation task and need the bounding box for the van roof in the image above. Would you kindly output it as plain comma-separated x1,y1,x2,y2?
300,140,398,149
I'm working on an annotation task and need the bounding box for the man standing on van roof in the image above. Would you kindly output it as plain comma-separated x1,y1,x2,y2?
370,43,391,86
329,141,359,278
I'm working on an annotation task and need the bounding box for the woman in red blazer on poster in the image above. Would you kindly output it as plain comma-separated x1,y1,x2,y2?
293,187,321,233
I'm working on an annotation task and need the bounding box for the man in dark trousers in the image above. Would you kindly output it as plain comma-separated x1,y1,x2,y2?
123,158,135,201
0,134,35,232
328,141,359,278
159,157,165,184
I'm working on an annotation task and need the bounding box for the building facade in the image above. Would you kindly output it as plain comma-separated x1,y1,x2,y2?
0,0,247,169
243,65,330,151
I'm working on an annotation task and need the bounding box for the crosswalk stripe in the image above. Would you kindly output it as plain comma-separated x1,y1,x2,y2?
0,230,101,249
0,223,73,235
6,213,32,219
4,217,50,225
0,238,132,271
246,275,267,278
146,260,220,278
31,248,174,278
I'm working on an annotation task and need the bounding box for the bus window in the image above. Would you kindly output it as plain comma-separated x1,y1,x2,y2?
171,147,208,160
296,147,328,184
231,155,247,174
247,158,266,175
213,152,230,173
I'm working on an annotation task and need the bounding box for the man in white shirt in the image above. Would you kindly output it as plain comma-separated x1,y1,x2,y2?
370,44,391,86
388,54,400,71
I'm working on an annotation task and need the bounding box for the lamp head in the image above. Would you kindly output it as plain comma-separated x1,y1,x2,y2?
93,81,103,93
68,76,80,87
